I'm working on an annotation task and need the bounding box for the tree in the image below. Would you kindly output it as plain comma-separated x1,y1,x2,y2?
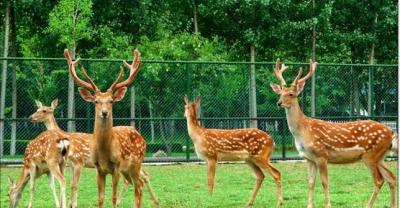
47,0,93,131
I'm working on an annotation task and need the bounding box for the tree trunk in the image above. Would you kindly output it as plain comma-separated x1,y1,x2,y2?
10,0,17,155
248,45,257,128
368,12,378,116
130,86,136,127
0,2,11,156
149,102,155,143
192,0,199,34
310,0,316,116
67,47,76,132
158,120,171,155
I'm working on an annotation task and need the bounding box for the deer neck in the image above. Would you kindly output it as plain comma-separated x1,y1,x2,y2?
44,115,61,131
284,99,309,135
93,113,114,153
186,114,203,141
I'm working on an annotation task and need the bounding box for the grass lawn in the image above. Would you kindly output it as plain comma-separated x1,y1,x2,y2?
1,161,397,208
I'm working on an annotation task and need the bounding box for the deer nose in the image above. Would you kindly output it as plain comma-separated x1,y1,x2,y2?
101,111,108,118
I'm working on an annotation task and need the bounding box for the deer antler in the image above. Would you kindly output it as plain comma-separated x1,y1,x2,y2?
64,49,99,91
108,49,141,91
293,59,317,85
274,58,288,85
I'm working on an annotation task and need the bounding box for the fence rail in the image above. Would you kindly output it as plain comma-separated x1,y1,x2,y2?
0,58,398,163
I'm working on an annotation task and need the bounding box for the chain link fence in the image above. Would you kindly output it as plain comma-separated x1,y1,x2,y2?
0,58,398,163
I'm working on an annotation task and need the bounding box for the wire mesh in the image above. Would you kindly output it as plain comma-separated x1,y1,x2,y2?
0,58,398,163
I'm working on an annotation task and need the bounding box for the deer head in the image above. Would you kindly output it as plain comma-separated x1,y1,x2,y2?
30,99,58,122
64,49,141,120
270,59,317,108
184,95,201,119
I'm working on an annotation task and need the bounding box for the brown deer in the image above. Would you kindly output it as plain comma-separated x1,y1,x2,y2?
30,99,93,208
64,48,154,208
29,99,158,207
184,96,283,207
270,59,396,208
8,130,70,208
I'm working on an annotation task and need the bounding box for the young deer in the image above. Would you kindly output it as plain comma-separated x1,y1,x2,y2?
64,48,156,208
30,99,158,207
270,59,396,208
8,130,70,208
30,99,93,208
184,96,282,207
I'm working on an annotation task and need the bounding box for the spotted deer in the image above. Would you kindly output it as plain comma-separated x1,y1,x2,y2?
8,130,70,208
30,99,158,207
184,96,282,207
270,59,396,208
30,99,93,208
64,48,156,208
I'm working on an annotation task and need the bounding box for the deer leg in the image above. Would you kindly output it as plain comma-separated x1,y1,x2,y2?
207,159,217,195
307,160,317,208
132,166,143,208
27,167,37,208
47,172,60,208
50,163,67,208
9,169,30,208
70,165,82,208
96,170,106,208
378,160,396,208
316,158,330,208
116,178,129,207
254,159,283,208
112,169,121,208
141,169,159,205
365,162,384,208
246,161,264,207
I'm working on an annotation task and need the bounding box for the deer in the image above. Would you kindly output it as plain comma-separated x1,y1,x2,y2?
30,99,93,208
184,96,283,207
64,48,156,208
270,59,396,208
29,99,158,207
8,130,70,208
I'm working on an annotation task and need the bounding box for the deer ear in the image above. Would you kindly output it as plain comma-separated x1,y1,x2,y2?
184,95,189,104
34,100,43,108
113,87,127,102
51,99,59,109
195,96,201,106
270,83,281,94
296,81,306,94
78,88,95,102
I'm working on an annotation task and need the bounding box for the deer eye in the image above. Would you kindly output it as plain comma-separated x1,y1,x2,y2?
94,100,99,104
42,110,47,113
109,100,113,104
289,93,294,97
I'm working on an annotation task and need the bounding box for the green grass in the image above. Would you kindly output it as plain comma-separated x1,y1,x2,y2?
1,161,397,208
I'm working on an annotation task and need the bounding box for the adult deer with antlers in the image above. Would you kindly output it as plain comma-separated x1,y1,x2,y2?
270,59,396,208
8,130,70,208
64,49,155,208
30,99,158,207
184,96,282,207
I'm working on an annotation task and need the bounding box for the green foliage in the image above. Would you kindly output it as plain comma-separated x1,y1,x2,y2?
47,0,93,49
